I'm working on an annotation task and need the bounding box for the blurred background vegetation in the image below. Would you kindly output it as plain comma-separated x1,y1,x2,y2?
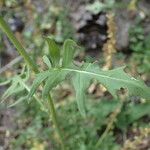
0,0,150,150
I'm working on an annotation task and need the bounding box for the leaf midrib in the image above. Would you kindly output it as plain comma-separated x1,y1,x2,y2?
62,68,139,86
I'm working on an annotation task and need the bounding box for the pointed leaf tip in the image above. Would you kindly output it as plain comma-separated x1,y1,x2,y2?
62,39,77,67
45,37,60,67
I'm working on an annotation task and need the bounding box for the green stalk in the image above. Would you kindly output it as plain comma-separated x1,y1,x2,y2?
47,94,65,150
0,16,65,150
0,16,39,73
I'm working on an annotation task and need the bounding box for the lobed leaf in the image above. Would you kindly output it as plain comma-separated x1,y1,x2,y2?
63,64,150,99
28,39,150,117
29,62,150,116
62,63,150,116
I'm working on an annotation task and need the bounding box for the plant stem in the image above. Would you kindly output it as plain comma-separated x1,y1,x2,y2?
0,16,65,150
47,94,65,150
0,16,39,73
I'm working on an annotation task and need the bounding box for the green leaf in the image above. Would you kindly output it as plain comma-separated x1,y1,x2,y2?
1,67,30,104
42,69,69,99
46,37,60,67
117,102,150,129
63,64,150,100
127,102,150,124
1,76,25,102
28,71,50,99
1,80,18,101
29,35,150,117
72,64,92,117
86,1,106,14
42,55,52,68
62,63,150,116
30,61,150,116
86,0,115,14
62,39,77,67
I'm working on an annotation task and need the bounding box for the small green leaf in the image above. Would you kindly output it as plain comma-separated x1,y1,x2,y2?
62,39,77,67
1,77,24,101
127,102,150,124
42,69,68,99
42,55,52,68
1,81,18,102
117,102,150,129
46,37,60,67
1,66,30,104
28,71,50,99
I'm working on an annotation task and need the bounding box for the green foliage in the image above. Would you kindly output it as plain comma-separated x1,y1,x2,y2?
9,99,120,150
1,2,150,149
46,37,60,67
10,99,50,150
85,0,123,14
57,99,121,150
0,66,29,103
0,66,46,110
0,33,150,149
42,55,52,68
132,53,150,74
117,101,150,129
129,25,150,74
130,26,146,53
86,0,115,14
44,7,75,43
28,39,150,117
3,0,17,7
62,39,77,67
